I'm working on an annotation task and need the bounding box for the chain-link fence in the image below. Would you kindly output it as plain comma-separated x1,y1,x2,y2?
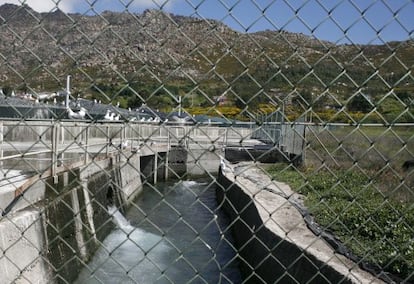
0,0,413,283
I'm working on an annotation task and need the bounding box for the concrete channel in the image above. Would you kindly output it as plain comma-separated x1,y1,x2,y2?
0,120,383,283
0,120,250,283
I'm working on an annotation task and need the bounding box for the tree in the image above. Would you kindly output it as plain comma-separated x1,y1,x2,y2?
293,89,312,108
348,93,373,112
2,86,13,96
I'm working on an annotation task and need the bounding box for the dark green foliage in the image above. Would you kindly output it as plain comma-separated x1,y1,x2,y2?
378,97,412,123
348,94,374,112
2,85,13,96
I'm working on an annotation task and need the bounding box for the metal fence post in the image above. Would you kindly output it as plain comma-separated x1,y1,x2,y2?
51,123,58,184
106,125,110,157
84,125,89,164
165,131,170,180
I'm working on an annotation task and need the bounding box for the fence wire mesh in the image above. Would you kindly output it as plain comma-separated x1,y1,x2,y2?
0,0,413,283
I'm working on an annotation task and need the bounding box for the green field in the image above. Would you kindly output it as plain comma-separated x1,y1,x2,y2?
305,125,414,201
267,125,414,281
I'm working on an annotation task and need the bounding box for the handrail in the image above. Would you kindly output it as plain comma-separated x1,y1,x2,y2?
0,120,257,165
0,151,119,217
0,140,116,162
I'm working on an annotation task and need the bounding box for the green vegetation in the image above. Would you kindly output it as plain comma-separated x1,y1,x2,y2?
306,126,414,173
267,164,414,280
266,126,414,280
83,78,413,123
186,106,242,118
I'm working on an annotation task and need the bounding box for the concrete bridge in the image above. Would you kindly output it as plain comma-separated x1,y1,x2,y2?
0,120,265,213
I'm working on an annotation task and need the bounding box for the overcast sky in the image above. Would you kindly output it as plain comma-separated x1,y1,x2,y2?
1,0,413,44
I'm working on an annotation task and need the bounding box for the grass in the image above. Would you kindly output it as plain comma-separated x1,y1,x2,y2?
266,125,414,281
305,125,414,202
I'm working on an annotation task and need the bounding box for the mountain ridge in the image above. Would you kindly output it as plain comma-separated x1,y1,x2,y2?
0,3,412,112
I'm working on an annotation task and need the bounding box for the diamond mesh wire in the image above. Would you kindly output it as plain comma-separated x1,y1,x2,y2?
0,0,413,283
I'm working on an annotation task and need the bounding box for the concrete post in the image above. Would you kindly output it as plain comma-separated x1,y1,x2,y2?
121,124,126,150
70,188,87,260
164,132,170,180
224,127,228,147
84,126,89,164
59,122,65,167
106,125,110,157
51,123,58,184
66,75,71,109
60,121,65,144
153,153,158,184
0,121,3,170
81,179,97,242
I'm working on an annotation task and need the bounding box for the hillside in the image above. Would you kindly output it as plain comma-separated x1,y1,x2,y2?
0,3,413,120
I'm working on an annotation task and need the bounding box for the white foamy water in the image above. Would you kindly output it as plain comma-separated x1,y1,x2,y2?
107,205,133,231
181,180,207,187
75,206,174,284
76,180,241,284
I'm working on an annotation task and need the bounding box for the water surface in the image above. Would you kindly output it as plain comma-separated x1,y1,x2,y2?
76,179,242,284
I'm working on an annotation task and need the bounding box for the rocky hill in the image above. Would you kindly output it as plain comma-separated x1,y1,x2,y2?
0,3,413,112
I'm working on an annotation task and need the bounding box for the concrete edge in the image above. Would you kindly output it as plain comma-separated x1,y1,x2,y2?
217,161,384,284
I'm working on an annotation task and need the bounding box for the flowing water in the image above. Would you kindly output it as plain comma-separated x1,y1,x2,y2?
75,179,242,284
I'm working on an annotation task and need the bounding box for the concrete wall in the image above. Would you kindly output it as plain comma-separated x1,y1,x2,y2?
186,146,222,176
0,209,52,284
166,145,223,178
0,151,145,283
112,153,143,204
216,164,383,284
167,146,188,178
216,169,349,283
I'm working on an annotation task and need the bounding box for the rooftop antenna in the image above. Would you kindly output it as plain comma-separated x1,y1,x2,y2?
66,75,71,108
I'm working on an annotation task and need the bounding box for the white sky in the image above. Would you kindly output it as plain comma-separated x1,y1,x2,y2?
0,0,173,13
0,0,77,12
